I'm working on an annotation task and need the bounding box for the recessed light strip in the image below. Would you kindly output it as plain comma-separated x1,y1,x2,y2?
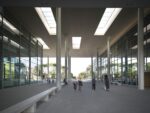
35,7,56,35
94,8,122,36
0,15,20,35
72,37,82,49
36,38,50,49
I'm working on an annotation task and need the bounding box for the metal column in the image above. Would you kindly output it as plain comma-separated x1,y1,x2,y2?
125,38,128,83
47,56,50,77
0,7,3,89
56,8,61,90
37,41,39,82
41,45,43,79
68,55,71,80
107,37,111,82
138,8,144,90
97,49,99,80
65,39,68,80
29,34,31,84
100,57,102,80
91,56,93,79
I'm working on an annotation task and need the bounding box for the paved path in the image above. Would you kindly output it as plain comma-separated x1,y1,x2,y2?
37,82,150,113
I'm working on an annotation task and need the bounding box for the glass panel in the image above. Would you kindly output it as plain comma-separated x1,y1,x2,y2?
3,30,20,88
20,35,30,85
31,39,38,83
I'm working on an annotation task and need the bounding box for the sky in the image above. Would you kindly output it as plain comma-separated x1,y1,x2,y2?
43,57,91,77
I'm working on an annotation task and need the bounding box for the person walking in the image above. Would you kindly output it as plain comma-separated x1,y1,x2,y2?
73,77,77,91
104,74,110,91
92,77,96,90
78,78,83,91
63,78,68,85
73,81,77,91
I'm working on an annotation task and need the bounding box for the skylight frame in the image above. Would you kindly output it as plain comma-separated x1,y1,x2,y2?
36,38,50,49
94,8,122,36
72,37,82,49
35,7,56,35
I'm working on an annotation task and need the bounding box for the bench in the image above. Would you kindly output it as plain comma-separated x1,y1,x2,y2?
1,86,58,113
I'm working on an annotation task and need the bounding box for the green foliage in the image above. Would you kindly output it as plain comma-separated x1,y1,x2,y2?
127,64,137,79
50,63,56,78
147,62,150,71
114,72,120,78
79,72,87,79
50,70,56,79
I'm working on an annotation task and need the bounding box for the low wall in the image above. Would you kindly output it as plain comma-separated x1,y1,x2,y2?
0,83,55,111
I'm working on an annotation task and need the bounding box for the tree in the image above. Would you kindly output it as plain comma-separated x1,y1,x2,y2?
86,65,92,78
79,72,87,79
49,63,56,79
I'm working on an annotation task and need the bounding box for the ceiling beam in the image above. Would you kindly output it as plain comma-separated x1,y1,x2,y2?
0,0,150,7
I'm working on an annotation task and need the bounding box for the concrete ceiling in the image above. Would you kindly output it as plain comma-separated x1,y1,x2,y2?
1,0,150,7
4,7,148,57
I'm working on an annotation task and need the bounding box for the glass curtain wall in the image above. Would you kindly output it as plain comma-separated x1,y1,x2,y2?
99,14,150,85
0,12,43,89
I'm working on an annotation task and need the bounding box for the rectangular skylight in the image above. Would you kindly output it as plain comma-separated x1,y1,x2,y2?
36,38,50,49
72,37,82,49
94,8,122,35
35,7,56,35
0,15,20,35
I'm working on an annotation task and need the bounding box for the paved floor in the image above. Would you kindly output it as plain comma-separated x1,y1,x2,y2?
37,82,150,113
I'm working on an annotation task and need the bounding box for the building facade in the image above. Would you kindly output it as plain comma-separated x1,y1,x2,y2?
99,13,150,85
0,11,43,89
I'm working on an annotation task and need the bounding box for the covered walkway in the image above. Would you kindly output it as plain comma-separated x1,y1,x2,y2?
37,82,150,113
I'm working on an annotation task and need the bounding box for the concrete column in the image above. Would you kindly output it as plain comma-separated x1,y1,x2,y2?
107,37,111,82
56,8,61,90
138,8,144,90
65,39,68,80
91,56,93,78
97,49,99,80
